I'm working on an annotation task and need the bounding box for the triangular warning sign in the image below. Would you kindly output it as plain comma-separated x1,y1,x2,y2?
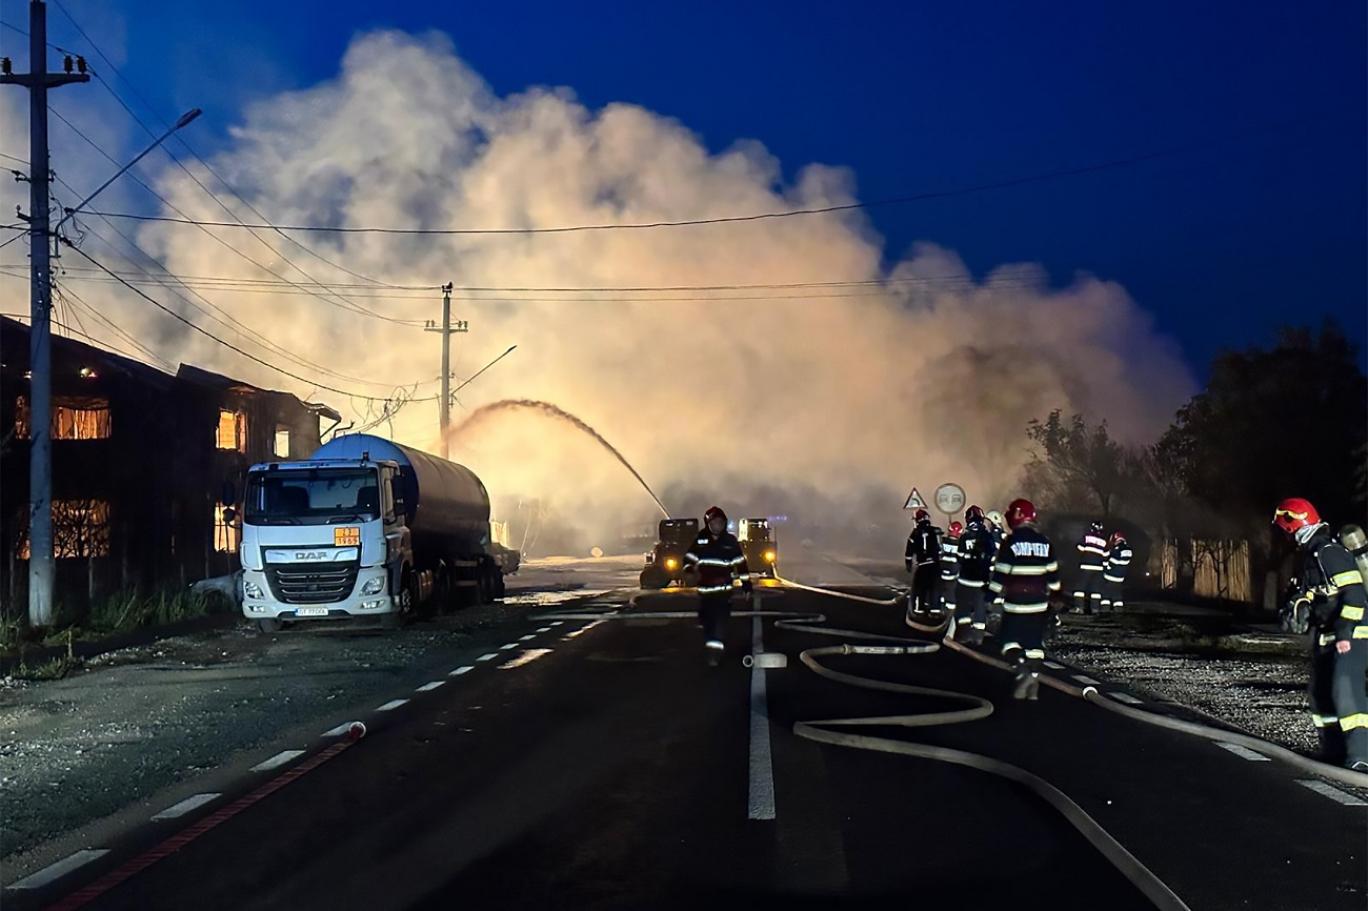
904,487,926,510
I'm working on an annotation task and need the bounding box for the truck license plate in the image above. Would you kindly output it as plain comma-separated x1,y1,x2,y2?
296,606,329,617
334,527,360,546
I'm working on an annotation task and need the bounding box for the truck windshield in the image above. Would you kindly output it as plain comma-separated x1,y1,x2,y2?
244,469,381,525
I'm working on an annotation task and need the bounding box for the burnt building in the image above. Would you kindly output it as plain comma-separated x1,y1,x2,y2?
0,316,340,619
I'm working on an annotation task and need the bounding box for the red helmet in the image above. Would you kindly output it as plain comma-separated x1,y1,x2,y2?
1108,531,1126,548
704,505,728,527
1272,498,1319,536
914,508,930,522
949,521,964,535
965,505,985,523
1005,498,1036,529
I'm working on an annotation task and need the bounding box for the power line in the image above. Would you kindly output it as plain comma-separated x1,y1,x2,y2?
64,242,435,402
80,113,1344,237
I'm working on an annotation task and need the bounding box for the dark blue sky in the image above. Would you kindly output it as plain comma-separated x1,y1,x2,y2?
13,0,1367,374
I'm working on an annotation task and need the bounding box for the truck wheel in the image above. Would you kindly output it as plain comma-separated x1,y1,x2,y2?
256,618,281,634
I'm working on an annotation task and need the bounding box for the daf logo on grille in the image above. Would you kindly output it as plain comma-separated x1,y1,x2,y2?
296,551,328,561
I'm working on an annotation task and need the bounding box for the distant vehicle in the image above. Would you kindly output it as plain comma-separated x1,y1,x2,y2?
230,433,519,632
639,518,700,589
738,518,778,578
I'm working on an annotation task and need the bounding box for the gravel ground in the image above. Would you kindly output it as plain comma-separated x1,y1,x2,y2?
0,556,640,866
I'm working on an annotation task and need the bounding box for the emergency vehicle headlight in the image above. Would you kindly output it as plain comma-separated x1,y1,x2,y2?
360,576,385,595
360,599,384,611
244,580,265,600
665,557,679,571
763,550,776,563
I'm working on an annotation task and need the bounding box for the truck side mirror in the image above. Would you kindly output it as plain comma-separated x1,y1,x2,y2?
220,480,237,506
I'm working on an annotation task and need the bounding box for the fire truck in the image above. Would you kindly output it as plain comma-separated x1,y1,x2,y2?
738,518,778,578
639,518,700,589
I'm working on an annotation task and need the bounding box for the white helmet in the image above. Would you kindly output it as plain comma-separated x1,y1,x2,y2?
986,510,1005,529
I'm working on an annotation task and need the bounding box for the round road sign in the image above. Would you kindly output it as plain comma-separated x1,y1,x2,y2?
934,483,966,515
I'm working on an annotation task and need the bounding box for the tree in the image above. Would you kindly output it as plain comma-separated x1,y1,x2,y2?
1158,322,1367,530
1023,411,1127,518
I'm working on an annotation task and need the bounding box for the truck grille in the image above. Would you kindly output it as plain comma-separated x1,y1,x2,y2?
264,561,360,604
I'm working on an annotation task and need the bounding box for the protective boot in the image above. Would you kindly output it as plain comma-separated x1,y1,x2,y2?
705,640,724,667
1012,662,1034,700
1317,727,1347,766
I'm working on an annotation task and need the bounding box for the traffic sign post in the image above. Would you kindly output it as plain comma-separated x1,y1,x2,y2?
934,482,966,527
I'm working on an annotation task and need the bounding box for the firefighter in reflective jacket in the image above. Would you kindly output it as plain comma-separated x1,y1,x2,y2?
1100,531,1133,611
684,506,750,665
1274,498,1368,771
1074,521,1107,614
954,506,994,645
905,510,942,618
990,499,1061,700
939,521,962,615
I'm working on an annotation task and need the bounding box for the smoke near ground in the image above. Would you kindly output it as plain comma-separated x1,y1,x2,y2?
2,30,1194,554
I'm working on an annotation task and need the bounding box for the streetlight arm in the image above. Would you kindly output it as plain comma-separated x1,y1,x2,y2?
452,345,517,397
53,107,201,234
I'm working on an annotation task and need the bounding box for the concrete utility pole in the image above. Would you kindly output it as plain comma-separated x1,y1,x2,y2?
1,1,89,628
424,281,467,459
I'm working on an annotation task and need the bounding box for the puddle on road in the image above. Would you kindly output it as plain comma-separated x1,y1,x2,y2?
499,589,611,607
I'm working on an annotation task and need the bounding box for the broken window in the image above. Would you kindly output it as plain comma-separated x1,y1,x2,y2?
273,426,291,459
14,395,112,440
16,499,112,559
217,408,247,452
214,502,240,554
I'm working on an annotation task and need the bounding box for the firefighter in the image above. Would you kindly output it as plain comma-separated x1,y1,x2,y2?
1100,531,1133,611
989,498,1061,700
939,520,963,615
1273,498,1368,771
954,506,995,645
905,509,942,619
1073,520,1108,614
684,505,750,666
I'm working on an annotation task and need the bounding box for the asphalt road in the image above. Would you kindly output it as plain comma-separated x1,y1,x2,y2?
8,555,1366,910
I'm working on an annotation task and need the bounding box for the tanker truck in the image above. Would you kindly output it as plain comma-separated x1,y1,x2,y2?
231,434,519,632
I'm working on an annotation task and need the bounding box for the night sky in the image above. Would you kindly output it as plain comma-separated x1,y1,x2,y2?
6,0,1365,375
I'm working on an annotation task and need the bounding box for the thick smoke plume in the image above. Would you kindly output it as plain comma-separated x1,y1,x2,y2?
2,30,1195,554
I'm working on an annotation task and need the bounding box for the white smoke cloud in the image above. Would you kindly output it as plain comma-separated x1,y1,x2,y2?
5,30,1195,552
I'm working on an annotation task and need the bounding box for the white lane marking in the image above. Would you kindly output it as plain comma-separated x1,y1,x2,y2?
151,792,222,820
549,621,564,627
499,642,519,651
499,648,552,670
749,613,777,821
1297,780,1368,806
322,721,362,737
562,620,604,640
1072,674,1102,686
1043,661,1065,670
415,680,446,693
7,849,110,890
250,750,305,772
376,699,409,712
476,653,499,662
518,634,536,642
536,626,552,632
1215,742,1270,762
1109,692,1144,705
449,666,474,677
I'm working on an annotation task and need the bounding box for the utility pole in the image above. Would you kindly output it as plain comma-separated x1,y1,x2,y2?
1,1,89,628
423,282,466,458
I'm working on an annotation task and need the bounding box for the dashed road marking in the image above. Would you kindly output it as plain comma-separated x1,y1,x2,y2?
250,750,305,772
518,634,536,642
499,642,519,651
1043,661,1065,670
499,648,552,669
151,793,221,820
1297,780,1368,806
376,699,409,712
476,653,499,662
549,621,564,627
1109,692,1144,705
321,721,362,738
7,850,110,891
1072,674,1102,686
449,666,474,676
1215,742,1270,762
415,680,446,693
749,614,777,821
536,626,552,632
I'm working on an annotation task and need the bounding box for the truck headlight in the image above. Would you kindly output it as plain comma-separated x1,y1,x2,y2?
665,557,679,571
361,576,385,596
244,580,264,599
763,550,776,563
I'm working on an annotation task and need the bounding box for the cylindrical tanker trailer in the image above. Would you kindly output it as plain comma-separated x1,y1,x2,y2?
232,433,519,631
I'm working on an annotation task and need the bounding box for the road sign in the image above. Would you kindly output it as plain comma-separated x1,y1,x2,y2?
934,483,966,515
903,488,926,510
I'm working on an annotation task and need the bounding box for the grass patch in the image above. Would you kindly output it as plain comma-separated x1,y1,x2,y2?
2,589,210,660
11,655,82,681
